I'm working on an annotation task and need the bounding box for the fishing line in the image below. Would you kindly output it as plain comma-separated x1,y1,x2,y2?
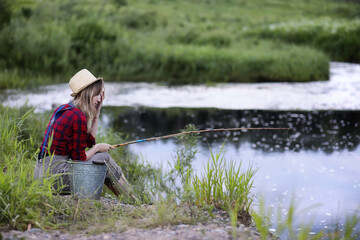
112,127,290,148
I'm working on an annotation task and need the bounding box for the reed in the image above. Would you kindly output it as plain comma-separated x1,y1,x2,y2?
192,145,257,225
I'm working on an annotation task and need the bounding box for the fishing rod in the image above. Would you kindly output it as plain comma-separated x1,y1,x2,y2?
112,127,289,148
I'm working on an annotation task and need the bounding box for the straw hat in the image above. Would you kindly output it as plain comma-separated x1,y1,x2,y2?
69,69,102,97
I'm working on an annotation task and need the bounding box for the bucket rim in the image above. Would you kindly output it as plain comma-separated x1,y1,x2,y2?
68,160,94,165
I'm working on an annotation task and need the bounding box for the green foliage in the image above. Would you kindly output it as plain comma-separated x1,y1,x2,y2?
167,28,232,48
251,196,360,240
4,0,360,88
0,105,58,230
165,124,198,202
117,41,328,84
68,18,117,71
0,161,58,230
1,104,359,237
192,145,257,225
0,0,12,29
0,0,36,29
251,197,273,240
248,18,360,62
93,127,157,204
112,0,127,8
118,8,158,29
0,20,71,74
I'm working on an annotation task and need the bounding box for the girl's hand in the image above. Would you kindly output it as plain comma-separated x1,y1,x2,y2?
95,143,115,152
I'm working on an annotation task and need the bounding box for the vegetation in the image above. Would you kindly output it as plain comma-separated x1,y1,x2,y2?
246,18,360,63
0,105,256,231
1,0,360,88
252,196,360,240
192,146,257,226
1,104,359,239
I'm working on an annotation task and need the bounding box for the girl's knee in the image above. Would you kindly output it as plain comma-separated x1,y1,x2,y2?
92,152,111,162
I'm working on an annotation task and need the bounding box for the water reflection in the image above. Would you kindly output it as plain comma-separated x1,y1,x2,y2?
102,106,360,232
102,107,360,154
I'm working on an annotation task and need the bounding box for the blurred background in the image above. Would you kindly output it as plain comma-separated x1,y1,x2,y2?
0,0,359,88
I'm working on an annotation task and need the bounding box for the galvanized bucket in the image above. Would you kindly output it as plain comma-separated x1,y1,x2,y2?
68,161,107,200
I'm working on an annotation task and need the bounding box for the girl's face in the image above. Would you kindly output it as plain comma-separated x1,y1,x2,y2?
92,87,105,108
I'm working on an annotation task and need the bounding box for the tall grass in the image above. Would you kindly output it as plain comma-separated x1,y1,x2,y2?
0,105,58,229
4,0,360,88
248,18,360,62
0,105,158,229
192,145,257,226
1,104,360,239
252,196,360,240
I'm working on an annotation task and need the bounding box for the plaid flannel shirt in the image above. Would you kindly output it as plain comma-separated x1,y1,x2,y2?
39,104,96,161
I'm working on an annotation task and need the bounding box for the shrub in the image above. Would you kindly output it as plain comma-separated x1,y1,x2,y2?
167,28,232,48
118,8,158,29
0,0,12,29
248,18,360,63
67,18,117,72
114,41,329,84
0,20,71,74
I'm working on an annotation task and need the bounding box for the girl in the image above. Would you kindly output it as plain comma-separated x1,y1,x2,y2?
34,69,134,200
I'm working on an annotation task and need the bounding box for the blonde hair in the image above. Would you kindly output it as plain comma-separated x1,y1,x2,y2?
72,79,104,131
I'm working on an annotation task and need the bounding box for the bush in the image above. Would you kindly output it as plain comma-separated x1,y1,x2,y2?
0,0,12,29
0,20,71,74
248,18,360,63
113,41,329,84
67,18,117,71
167,28,232,48
118,8,158,29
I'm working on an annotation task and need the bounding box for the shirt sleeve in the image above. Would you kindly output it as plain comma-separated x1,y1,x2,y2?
87,133,96,148
71,113,88,161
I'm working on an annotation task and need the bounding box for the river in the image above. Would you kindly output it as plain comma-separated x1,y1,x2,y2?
2,62,360,234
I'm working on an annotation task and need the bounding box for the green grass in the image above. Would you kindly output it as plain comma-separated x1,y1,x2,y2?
1,104,360,239
0,105,57,229
1,0,360,88
192,145,257,226
247,18,360,62
252,196,360,240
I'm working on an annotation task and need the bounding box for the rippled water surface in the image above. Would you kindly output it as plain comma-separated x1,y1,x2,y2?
102,107,360,232
1,62,360,233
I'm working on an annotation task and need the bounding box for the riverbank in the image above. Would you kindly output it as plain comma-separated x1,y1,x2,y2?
1,0,360,88
1,198,266,240
2,225,263,240
1,94,359,239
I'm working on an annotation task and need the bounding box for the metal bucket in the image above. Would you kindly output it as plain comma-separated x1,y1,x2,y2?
68,161,107,200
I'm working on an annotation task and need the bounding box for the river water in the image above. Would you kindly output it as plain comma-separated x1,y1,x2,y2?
2,62,360,233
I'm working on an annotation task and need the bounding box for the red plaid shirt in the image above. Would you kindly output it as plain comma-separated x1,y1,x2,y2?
40,104,96,161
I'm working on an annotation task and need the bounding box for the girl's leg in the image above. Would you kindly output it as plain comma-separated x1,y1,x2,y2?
33,155,71,194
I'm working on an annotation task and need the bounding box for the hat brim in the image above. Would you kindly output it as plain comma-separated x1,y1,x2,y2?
70,77,103,97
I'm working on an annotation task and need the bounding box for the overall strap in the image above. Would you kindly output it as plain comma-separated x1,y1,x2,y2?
38,103,74,160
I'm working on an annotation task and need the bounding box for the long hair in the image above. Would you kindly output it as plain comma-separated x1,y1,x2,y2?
72,79,104,131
